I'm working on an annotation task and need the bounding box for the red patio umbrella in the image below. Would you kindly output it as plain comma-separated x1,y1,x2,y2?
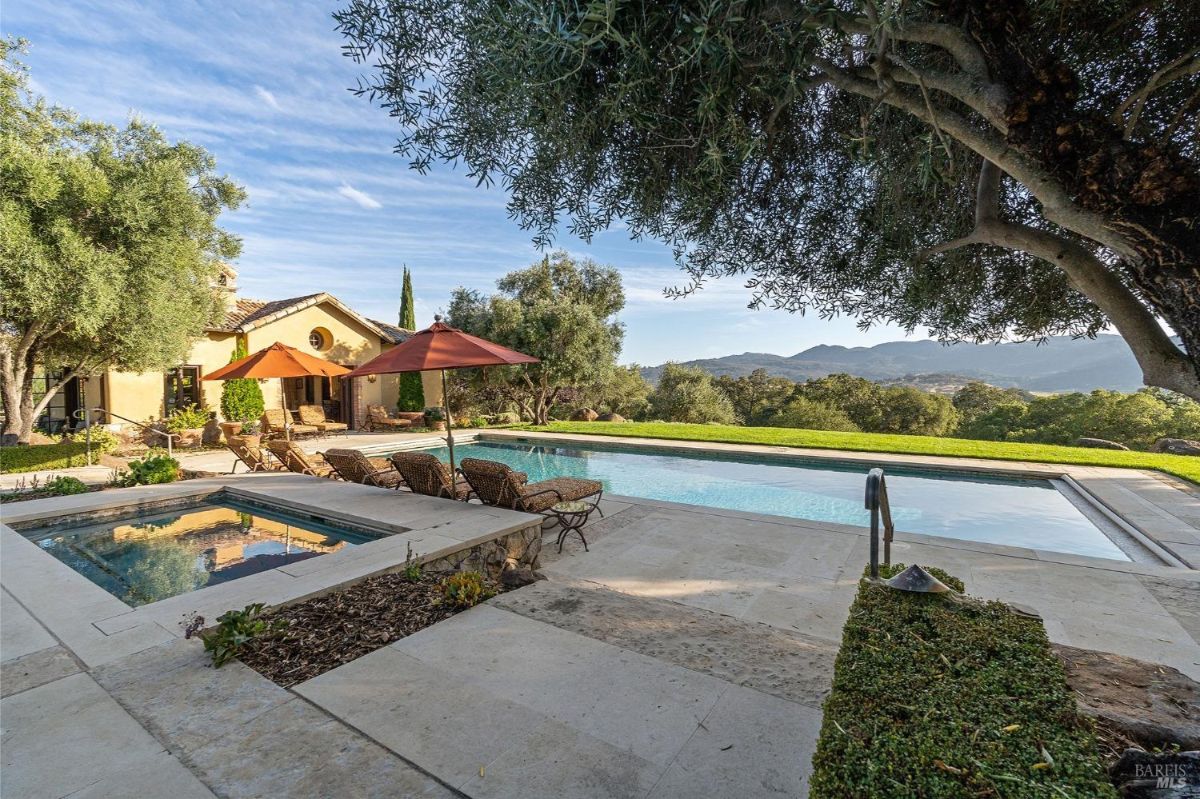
204,342,351,438
347,316,538,474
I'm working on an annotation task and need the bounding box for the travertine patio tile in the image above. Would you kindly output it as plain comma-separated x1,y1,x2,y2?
0,645,81,698
0,587,56,662
648,683,823,799
0,672,214,799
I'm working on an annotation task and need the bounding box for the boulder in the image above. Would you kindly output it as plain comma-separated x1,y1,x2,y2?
1055,643,1200,751
1152,438,1200,456
202,419,223,446
500,565,545,588
570,408,599,422
1076,437,1130,450
596,412,626,423
1109,749,1199,798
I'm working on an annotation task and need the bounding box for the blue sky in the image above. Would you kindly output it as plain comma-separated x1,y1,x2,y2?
9,0,928,365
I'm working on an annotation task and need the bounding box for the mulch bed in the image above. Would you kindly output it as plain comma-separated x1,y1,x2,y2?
236,570,506,687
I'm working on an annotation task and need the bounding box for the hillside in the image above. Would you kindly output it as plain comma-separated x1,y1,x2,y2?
641,335,1147,393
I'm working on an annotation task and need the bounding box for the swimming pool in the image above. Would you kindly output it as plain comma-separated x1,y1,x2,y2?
418,440,1131,560
21,498,383,606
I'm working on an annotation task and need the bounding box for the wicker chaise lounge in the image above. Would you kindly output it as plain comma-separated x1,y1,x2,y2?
298,404,349,437
364,405,413,432
458,457,604,515
265,439,334,477
226,435,280,473
261,408,319,439
322,448,405,489
389,451,473,500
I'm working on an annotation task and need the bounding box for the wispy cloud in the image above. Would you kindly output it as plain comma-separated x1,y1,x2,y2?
252,85,281,111
7,0,928,365
336,183,382,210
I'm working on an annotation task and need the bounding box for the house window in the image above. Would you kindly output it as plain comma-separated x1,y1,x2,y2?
164,366,201,414
308,327,331,351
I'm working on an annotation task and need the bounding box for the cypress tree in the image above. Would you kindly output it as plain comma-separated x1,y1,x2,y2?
397,267,425,411
220,339,265,422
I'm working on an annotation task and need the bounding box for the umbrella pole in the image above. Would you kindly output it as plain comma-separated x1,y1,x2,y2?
441,368,456,477
281,378,290,440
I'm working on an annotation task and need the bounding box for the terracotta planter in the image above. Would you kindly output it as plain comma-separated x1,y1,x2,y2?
176,428,204,448
239,434,262,448
219,422,243,442
427,420,446,431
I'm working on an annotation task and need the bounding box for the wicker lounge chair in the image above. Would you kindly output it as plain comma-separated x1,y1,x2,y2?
298,404,349,437
322,448,405,489
459,457,603,515
261,408,319,439
226,435,280,473
265,439,333,477
389,451,473,500
365,404,413,432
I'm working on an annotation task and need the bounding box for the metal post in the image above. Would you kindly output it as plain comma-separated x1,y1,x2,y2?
85,407,92,465
865,467,883,580
441,368,456,476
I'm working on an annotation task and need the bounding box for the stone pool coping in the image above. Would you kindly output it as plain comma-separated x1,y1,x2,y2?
0,473,541,669
477,429,1200,569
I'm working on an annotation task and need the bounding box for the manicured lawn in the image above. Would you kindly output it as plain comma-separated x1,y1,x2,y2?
527,422,1200,483
0,441,92,474
810,564,1116,797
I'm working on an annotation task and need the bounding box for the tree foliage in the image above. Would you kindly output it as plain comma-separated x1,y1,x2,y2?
219,340,265,423
446,252,625,424
647,363,737,425
335,0,1200,398
716,369,794,424
396,266,425,411
768,396,860,433
0,39,244,442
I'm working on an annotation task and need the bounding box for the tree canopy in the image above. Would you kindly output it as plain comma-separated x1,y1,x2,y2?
396,266,425,411
0,39,244,442
335,0,1200,399
446,251,625,424
647,363,737,425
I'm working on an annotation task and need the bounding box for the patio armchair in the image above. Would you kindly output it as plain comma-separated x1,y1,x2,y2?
458,457,604,516
265,439,334,478
226,435,281,473
261,408,319,439
321,448,405,489
388,451,473,500
298,404,349,437
364,404,413,432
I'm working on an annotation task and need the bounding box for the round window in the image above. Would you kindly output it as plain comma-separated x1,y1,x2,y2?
308,328,331,351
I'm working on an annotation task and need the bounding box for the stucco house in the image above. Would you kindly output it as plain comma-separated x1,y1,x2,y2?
38,266,439,433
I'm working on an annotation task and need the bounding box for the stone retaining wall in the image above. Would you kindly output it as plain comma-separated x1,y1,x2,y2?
424,522,543,579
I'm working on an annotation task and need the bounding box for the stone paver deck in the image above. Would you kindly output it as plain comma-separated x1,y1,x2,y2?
2,432,1198,797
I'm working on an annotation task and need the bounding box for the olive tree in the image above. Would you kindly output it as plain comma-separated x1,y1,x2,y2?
0,41,244,443
447,252,625,424
335,0,1200,398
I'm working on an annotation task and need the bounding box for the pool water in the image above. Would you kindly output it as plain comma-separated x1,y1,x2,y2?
424,441,1129,561
24,499,381,607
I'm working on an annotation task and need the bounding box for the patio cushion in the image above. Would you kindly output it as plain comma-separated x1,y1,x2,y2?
519,477,604,512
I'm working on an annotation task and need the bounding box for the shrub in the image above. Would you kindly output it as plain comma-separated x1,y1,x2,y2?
810,564,1116,798
0,441,90,474
492,411,521,425
471,416,489,428
220,342,265,422
424,406,445,422
439,571,493,608
117,455,180,486
646,363,737,424
163,404,211,433
44,475,89,495
191,603,288,667
767,396,859,432
66,426,120,454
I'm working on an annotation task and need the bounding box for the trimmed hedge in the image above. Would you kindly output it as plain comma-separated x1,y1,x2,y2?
0,442,91,474
810,564,1116,798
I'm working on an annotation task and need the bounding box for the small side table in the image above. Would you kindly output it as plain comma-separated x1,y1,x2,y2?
548,500,594,553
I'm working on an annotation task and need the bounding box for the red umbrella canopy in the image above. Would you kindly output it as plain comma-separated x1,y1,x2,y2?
347,319,538,377
202,342,352,380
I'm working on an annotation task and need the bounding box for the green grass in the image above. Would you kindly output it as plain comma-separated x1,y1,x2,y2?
524,422,1200,483
0,441,92,474
810,564,1116,798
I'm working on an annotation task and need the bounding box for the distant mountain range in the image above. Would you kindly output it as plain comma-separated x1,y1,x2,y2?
642,334,1149,394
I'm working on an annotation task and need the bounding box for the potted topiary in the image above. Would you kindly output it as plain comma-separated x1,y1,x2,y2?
237,420,262,448
423,406,446,431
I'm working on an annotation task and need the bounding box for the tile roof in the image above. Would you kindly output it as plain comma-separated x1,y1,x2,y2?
214,295,323,331
210,292,411,343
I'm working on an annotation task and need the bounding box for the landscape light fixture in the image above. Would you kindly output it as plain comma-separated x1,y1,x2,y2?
884,564,953,594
